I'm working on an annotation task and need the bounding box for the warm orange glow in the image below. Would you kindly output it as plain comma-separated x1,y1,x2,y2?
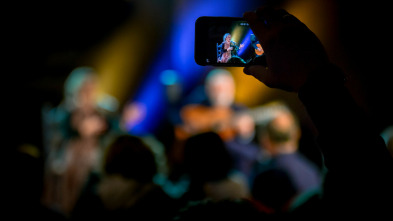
85,0,172,106
283,0,337,52
228,67,272,107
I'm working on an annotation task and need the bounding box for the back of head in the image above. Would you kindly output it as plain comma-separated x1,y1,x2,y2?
251,168,297,213
174,199,266,221
257,102,301,154
103,134,157,182
265,111,298,143
183,131,233,182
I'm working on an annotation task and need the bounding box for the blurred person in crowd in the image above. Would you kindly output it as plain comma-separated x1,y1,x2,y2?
70,134,180,221
178,68,247,141
118,100,175,196
41,66,119,216
179,131,249,207
225,111,262,181
42,66,119,153
173,198,265,221
249,102,323,213
167,68,250,198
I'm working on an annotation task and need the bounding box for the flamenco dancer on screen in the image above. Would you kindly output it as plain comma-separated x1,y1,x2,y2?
217,33,246,64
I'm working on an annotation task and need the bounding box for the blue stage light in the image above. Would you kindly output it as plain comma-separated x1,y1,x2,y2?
126,0,259,136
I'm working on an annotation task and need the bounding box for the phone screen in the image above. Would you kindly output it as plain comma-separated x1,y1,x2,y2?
195,16,265,67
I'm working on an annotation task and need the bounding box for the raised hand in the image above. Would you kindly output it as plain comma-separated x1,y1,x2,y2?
243,7,329,92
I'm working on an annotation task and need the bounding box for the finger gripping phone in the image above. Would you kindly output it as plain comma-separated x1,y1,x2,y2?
195,16,266,67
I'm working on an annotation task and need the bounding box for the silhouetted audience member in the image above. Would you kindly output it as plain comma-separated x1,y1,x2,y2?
168,69,251,199
173,199,268,221
251,168,297,214
250,102,323,213
225,111,262,181
180,131,249,205
242,6,393,219
70,134,179,221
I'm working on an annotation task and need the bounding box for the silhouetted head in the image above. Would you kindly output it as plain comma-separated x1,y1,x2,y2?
103,134,157,182
183,131,233,182
257,102,301,155
251,168,297,213
174,199,265,221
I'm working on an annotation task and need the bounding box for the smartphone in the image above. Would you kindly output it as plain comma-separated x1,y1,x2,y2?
195,16,266,67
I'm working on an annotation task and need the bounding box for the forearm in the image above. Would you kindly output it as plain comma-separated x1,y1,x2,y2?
298,63,393,214
298,64,390,168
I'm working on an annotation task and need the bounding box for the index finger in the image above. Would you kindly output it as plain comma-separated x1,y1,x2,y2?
243,11,269,47
243,10,268,30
